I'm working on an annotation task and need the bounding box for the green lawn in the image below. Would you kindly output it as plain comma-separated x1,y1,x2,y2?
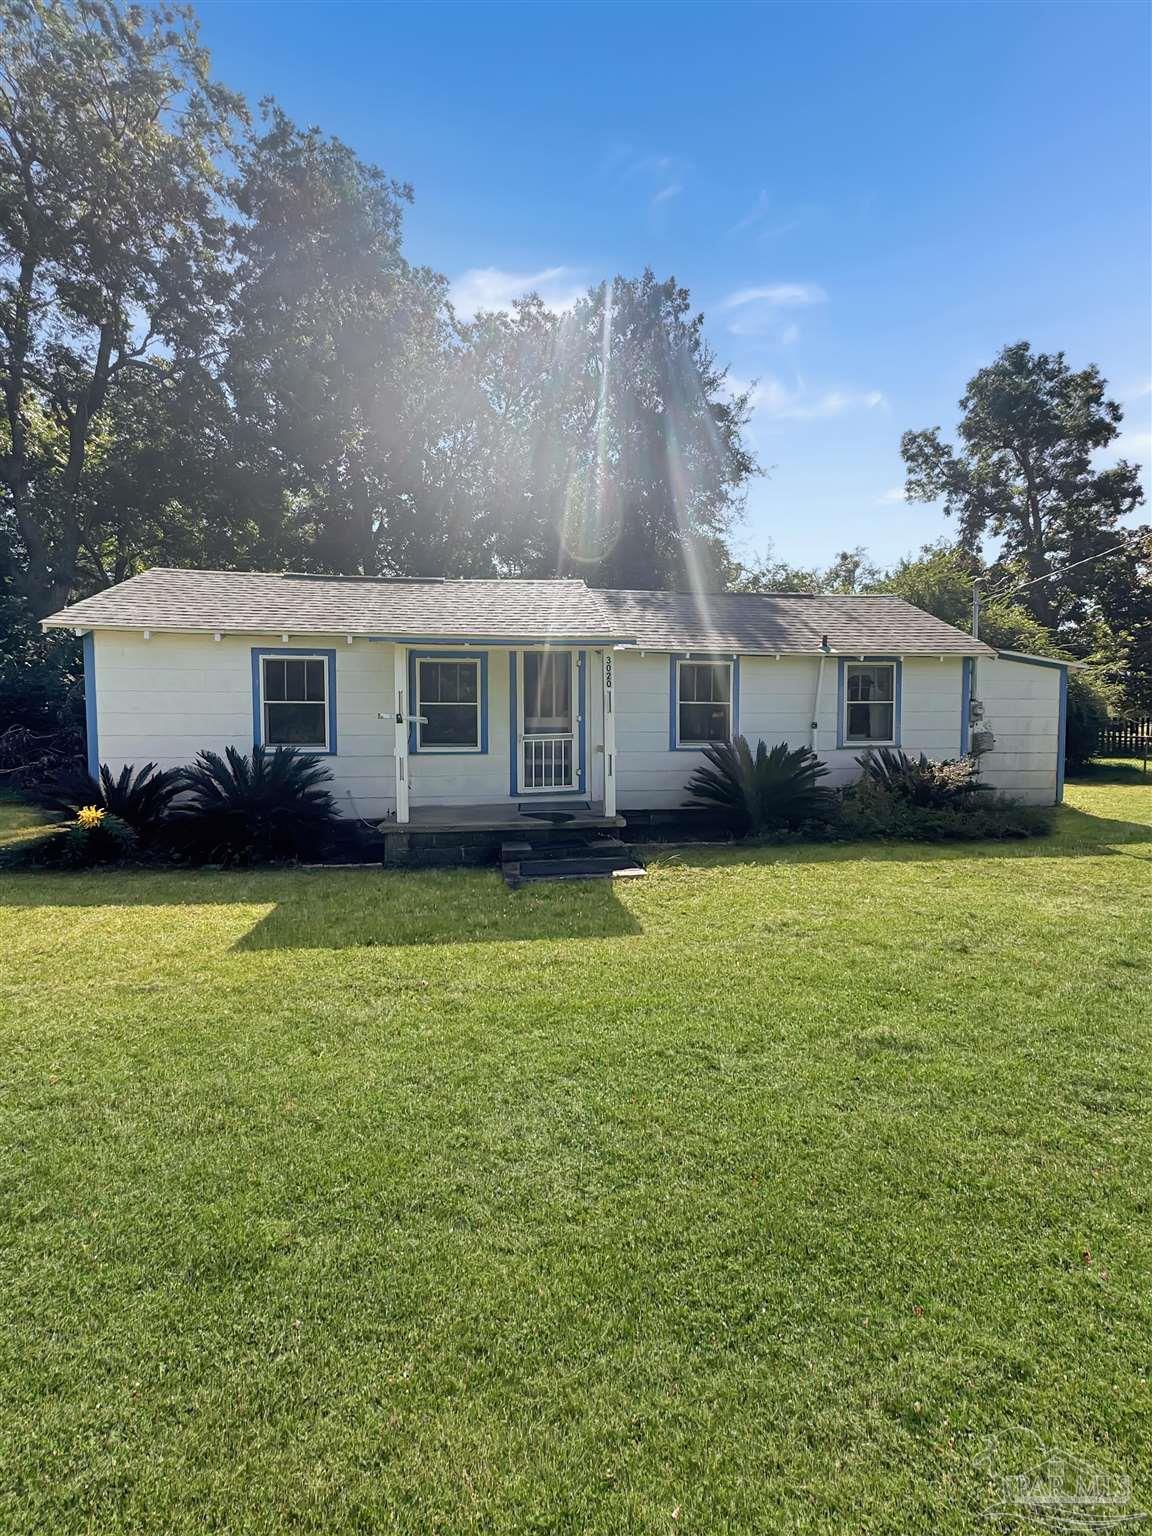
1,772,1149,1534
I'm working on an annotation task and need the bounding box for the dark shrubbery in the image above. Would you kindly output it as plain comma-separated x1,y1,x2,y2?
685,737,837,833
855,746,988,808
838,782,1050,842
166,745,338,865
35,761,182,841
683,739,1051,844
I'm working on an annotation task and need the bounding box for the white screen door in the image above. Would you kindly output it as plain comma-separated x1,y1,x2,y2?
518,650,577,791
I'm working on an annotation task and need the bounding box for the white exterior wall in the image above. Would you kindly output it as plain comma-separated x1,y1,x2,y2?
91,629,399,822
89,633,609,818
973,655,1063,805
612,650,1067,810
88,633,1063,818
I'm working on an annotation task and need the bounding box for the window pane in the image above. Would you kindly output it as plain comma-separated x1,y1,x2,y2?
846,702,894,741
265,701,326,746
422,703,479,747
680,701,730,743
847,664,894,703
420,660,477,706
263,659,287,702
680,662,730,705
524,652,571,731
304,660,326,702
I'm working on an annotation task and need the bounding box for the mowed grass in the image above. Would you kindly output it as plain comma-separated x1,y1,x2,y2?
0,771,1149,1534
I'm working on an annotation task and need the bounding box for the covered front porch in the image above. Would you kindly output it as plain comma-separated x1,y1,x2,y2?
387,641,620,825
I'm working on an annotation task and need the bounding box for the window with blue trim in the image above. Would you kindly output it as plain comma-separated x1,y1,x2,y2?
260,655,329,749
844,662,896,744
677,660,732,745
416,657,482,749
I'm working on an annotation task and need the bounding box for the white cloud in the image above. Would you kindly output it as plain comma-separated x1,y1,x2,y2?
651,181,682,206
720,283,827,311
734,374,888,421
779,322,800,346
874,485,908,505
449,266,586,321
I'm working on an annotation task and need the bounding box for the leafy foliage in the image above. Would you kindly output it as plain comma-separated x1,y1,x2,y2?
58,811,138,866
168,746,338,865
838,791,1050,842
901,343,1146,629
855,747,988,809
685,737,835,833
34,761,181,838
1065,672,1112,772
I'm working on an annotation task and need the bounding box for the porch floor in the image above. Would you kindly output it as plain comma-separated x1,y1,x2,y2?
380,801,626,834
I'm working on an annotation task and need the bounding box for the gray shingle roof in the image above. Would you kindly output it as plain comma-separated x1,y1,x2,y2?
43,567,992,655
601,589,993,655
42,568,625,643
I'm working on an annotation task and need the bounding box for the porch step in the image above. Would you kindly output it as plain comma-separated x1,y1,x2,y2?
501,832,645,889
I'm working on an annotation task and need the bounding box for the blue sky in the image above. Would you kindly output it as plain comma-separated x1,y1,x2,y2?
197,0,1151,570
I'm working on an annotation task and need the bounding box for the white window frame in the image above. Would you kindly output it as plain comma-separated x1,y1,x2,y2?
415,655,483,753
260,653,330,752
843,661,898,746
675,658,733,748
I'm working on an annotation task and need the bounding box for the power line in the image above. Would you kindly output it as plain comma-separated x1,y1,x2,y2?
972,538,1132,640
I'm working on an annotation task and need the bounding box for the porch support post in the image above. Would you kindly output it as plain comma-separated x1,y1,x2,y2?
393,645,410,824
602,648,617,818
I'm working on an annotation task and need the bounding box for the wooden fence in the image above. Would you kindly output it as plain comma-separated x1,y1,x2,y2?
1098,718,1152,756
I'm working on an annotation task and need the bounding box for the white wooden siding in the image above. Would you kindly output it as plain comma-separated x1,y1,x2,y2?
90,634,611,818
92,630,398,822
89,633,1063,818
973,655,1062,804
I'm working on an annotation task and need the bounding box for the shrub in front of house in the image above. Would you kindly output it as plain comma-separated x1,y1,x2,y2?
854,746,988,809
685,737,838,834
837,785,1050,841
2,804,141,869
165,745,338,866
35,761,182,843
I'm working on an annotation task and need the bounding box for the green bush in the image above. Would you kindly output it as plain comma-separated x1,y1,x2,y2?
838,779,1050,841
685,737,836,833
855,746,987,808
1065,671,1112,772
35,761,182,841
167,745,338,865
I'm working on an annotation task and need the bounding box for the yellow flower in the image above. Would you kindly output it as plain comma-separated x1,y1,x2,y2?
77,805,105,828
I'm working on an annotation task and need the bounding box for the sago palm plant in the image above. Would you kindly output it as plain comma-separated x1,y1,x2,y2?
685,737,835,833
37,760,182,841
169,745,338,864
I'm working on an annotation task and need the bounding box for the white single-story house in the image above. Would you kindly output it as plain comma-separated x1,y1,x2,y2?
42,567,1071,824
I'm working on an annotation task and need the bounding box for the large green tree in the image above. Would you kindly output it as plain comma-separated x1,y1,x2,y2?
447,271,758,588
900,342,1147,639
0,0,244,616
225,103,451,578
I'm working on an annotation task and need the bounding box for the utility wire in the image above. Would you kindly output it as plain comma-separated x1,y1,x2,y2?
984,539,1131,602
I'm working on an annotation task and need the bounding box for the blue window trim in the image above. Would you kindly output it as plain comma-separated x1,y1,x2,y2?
408,650,489,755
508,649,587,796
668,654,740,751
251,647,338,755
83,631,99,778
837,657,902,750
960,657,973,755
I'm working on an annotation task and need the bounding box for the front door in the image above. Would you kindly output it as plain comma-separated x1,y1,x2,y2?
517,650,578,792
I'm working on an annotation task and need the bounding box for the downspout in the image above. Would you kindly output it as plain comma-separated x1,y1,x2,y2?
810,635,831,751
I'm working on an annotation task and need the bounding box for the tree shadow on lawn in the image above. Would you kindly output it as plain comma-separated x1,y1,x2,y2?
0,865,645,950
